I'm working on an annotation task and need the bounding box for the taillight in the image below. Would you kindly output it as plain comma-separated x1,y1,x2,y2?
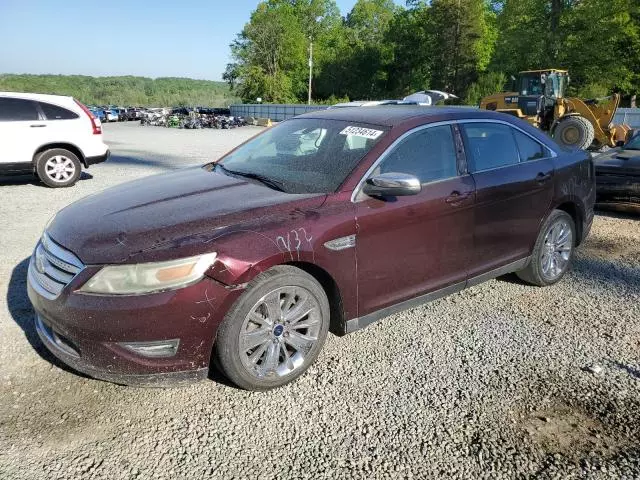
73,99,102,135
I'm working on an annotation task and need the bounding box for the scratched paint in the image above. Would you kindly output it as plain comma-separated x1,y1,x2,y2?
275,227,313,261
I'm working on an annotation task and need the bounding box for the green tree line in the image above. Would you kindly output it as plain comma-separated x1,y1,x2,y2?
224,0,640,105
0,74,240,107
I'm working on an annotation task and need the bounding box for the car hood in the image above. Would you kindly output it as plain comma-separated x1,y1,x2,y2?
48,166,325,264
595,148,640,176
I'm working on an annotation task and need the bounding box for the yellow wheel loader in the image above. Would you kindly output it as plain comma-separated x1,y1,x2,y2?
480,69,630,150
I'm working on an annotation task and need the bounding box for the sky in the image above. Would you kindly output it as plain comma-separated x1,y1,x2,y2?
0,0,404,81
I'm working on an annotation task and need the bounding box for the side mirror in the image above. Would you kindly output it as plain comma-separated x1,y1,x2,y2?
362,172,421,197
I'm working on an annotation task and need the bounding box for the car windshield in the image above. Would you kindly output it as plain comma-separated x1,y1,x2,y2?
625,133,640,150
217,118,387,194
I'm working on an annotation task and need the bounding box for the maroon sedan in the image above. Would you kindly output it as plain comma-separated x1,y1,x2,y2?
28,107,595,390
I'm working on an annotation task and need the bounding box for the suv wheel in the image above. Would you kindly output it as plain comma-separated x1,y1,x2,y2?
517,210,576,286
35,149,82,188
215,266,330,391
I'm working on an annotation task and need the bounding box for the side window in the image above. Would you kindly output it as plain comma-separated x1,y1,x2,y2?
512,129,550,161
0,97,40,122
39,102,79,120
461,123,520,172
379,125,458,184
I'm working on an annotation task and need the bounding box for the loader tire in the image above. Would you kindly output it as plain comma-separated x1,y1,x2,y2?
553,116,595,150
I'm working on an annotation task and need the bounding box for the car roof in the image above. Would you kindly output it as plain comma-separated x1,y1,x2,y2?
295,105,497,127
0,91,74,102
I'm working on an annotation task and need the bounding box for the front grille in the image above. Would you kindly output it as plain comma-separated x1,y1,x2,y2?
29,232,84,299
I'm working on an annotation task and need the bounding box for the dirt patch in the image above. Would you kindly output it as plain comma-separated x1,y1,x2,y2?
522,403,625,459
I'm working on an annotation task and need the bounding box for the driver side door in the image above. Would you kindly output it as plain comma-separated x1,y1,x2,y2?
354,123,475,317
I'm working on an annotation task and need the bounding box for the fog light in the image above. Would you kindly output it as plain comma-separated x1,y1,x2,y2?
120,339,180,358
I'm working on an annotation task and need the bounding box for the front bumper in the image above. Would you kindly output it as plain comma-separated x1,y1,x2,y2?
28,253,242,387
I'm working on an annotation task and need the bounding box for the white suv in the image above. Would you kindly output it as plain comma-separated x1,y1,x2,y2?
0,92,110,187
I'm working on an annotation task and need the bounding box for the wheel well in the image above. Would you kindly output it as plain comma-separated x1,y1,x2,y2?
33,143,85,167
286,261,346,336
555,202,583,246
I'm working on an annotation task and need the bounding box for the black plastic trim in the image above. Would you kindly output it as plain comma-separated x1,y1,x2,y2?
0,162,34,174
85,150,110,167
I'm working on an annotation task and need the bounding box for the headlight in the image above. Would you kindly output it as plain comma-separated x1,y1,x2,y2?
80,253,217,295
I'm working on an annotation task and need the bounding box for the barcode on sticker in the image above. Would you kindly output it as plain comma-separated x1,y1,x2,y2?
339,126,383,139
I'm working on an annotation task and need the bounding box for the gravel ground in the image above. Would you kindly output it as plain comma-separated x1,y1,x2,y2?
1,122,639,479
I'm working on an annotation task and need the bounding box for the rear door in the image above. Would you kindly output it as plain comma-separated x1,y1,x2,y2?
460,121,555,278
36,100,82,148
354,123,475,315
0,97,42,166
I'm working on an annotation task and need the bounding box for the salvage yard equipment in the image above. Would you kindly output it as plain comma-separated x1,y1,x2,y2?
480,69,631,150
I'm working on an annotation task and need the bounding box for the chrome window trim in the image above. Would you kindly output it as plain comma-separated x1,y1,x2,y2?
350,118,558,203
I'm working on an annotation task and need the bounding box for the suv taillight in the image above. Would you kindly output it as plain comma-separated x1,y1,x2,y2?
74,99,102,135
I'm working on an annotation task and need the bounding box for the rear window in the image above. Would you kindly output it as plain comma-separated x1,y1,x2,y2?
0,97,39,121
39,102,79,120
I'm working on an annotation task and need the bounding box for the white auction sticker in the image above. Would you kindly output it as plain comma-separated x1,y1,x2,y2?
339,126,383,139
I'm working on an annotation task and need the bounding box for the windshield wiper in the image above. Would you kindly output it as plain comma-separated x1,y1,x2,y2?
215,164,286,192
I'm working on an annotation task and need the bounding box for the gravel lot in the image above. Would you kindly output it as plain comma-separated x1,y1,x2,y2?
1,122,639,479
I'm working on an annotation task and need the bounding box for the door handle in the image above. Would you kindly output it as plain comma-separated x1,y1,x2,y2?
536,172,552,183
445,191,471,204
30,124,46,128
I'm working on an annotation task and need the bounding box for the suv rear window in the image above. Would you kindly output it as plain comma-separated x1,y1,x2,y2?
39,102,79,120
0,97,39,121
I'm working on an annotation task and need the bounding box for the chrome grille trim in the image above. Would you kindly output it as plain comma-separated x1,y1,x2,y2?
29,233,84,300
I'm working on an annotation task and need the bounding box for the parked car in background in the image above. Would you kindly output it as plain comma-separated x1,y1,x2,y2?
29,106,594,390
0,92,109,187
89,107,106,122
594,129,640,208
330,100,397,108
127,108,143,121
401,90,459,106
104,108,119,122
116,108,129,121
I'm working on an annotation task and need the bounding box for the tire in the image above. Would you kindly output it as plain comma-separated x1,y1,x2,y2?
215,265,330,391
553,116,595,150
35,149,82,188
517,210,576,287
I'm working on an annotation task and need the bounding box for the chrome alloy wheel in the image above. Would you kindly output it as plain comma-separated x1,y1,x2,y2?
44,155,76,182
540,219,573,280
239,286,322,379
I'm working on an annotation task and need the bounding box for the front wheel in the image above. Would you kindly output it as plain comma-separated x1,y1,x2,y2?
553,116,595,150
215,266,330,391
517,210,576,286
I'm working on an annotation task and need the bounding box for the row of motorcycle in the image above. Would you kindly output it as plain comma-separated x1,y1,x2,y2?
139,110,248,130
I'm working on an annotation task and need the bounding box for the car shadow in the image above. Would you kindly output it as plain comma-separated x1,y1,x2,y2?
7,257,88,377
8,257,237,388
594,206,640,219
0,171,94,187
106,151,201,171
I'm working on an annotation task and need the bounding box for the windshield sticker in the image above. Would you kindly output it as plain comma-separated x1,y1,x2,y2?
339,126,383,139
